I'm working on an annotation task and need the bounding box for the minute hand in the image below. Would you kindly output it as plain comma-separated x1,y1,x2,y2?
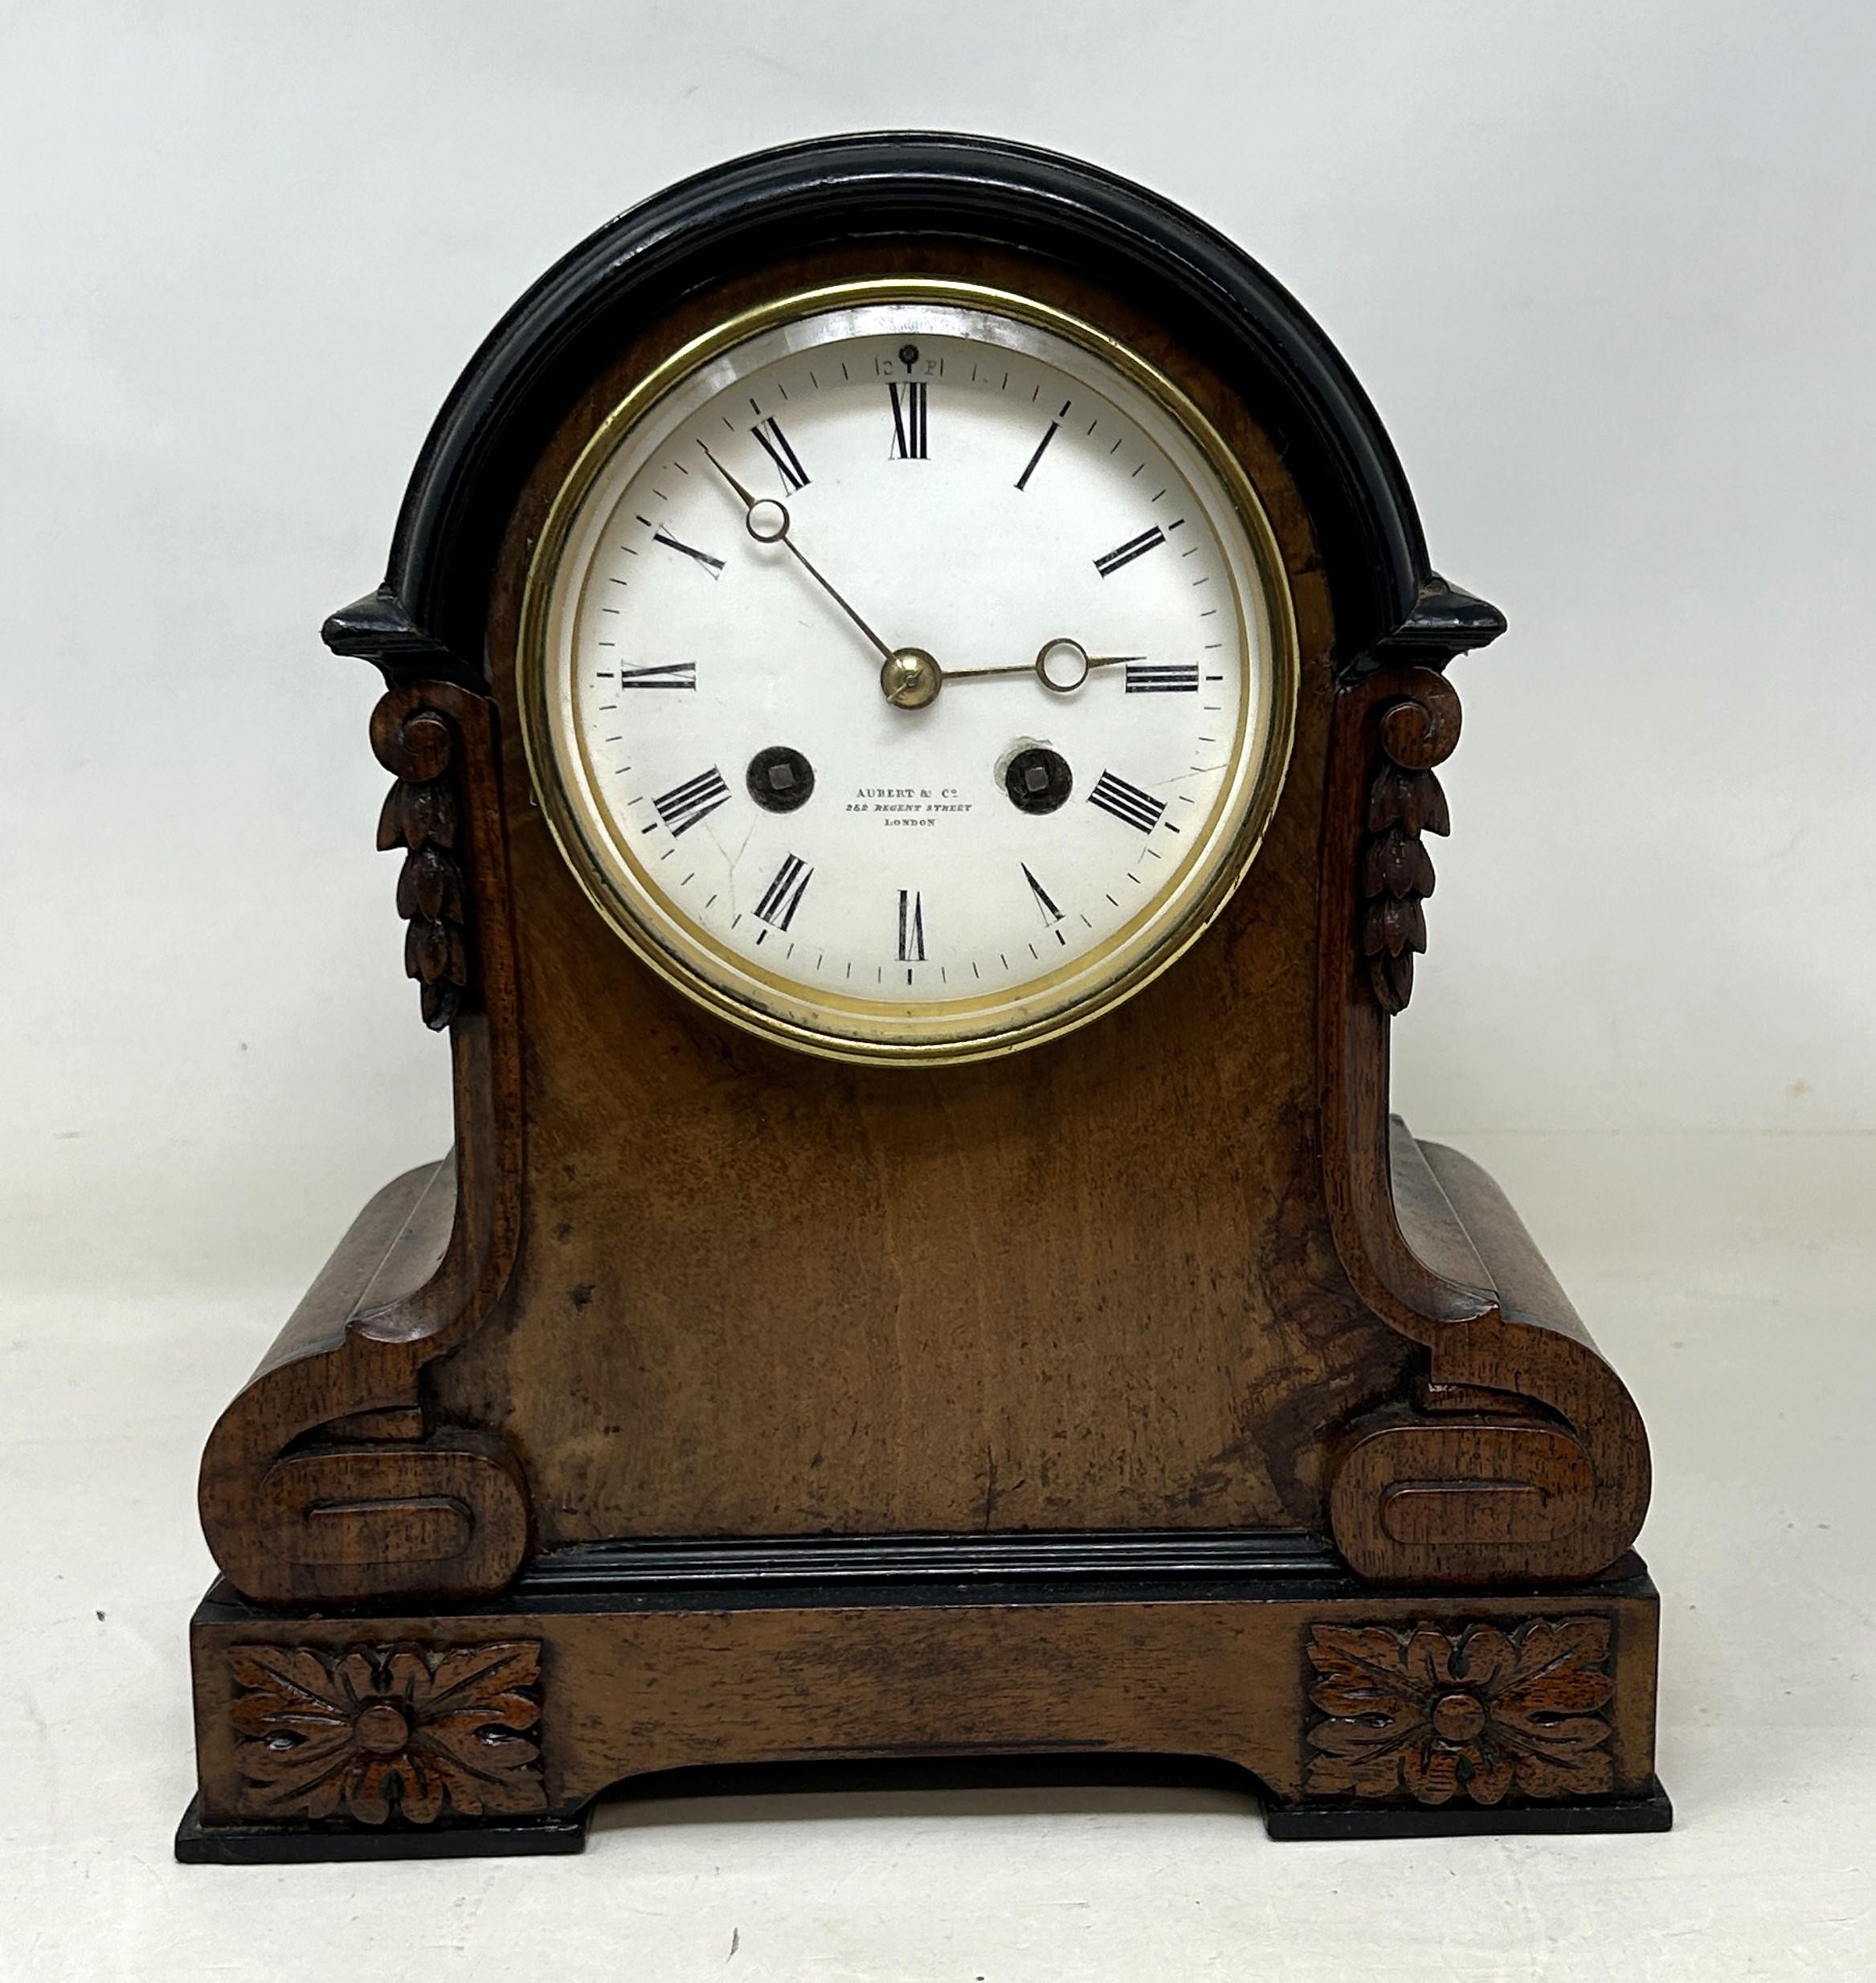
697,441,894,664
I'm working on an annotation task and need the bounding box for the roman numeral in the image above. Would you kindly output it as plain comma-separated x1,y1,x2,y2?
888,381,928,459
650,766,730,836
1021,863,1064,926
754,853,812,933
650,525,725,576
617,660,697,689
897,889,926,963
1088,769,1166,833
1093,525,1167,577
1015,402,1069,490
750,416,809,492
1124,660,1200,693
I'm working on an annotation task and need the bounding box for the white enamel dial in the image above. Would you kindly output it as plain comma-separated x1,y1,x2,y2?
522,286,1296,1061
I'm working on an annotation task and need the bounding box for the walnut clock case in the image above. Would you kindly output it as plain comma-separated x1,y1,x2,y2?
179,134,1669,1861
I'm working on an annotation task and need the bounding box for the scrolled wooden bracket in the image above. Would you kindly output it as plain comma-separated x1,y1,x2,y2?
198,683,528,1607
1318,666,1650,1584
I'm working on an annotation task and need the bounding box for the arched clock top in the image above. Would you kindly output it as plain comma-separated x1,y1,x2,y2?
321,133,1502,689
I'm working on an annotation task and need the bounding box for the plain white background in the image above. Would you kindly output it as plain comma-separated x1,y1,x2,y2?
2,3,1871,1978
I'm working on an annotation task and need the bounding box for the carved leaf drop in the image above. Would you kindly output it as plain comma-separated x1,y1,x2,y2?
1361,709,1452,1014
374,701,473,1032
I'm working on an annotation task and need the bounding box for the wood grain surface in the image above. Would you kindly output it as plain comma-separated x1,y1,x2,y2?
194,239,1650,1607
427,239,1413,1539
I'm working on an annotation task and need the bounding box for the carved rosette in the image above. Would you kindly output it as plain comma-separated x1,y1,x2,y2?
1304,1617,1615,1805
1361,674,1459,1013
231,1641,547,1826
374,700,472,1030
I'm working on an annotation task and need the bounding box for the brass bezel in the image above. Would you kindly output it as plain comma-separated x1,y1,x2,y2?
517,276,1300,1065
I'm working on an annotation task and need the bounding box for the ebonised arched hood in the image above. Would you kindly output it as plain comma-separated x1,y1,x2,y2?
322,132,1504,689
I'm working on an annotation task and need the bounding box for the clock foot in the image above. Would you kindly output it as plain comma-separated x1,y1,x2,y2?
174,1795,590,1865
1263,1777,1674,1841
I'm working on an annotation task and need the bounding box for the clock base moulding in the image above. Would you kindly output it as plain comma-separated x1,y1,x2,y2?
182,135,1670,1857
177,1548,1666,1862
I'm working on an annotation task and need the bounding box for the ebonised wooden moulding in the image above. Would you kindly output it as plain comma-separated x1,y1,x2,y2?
179,133,1669,1860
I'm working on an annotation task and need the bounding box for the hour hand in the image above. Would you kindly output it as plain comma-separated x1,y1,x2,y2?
941,639,1145,693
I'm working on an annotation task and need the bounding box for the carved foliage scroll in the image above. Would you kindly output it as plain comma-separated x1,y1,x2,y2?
231,1641,547,1826
1361,673,1459,1013
1304,1617,1615,1805
374,701,472,1030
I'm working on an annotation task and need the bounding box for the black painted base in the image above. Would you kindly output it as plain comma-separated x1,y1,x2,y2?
174,1795,591,1865
175,1762,1674,1862
1264,1777,1674,1840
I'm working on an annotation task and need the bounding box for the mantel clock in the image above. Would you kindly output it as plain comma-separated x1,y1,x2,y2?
179,135,1669,1858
